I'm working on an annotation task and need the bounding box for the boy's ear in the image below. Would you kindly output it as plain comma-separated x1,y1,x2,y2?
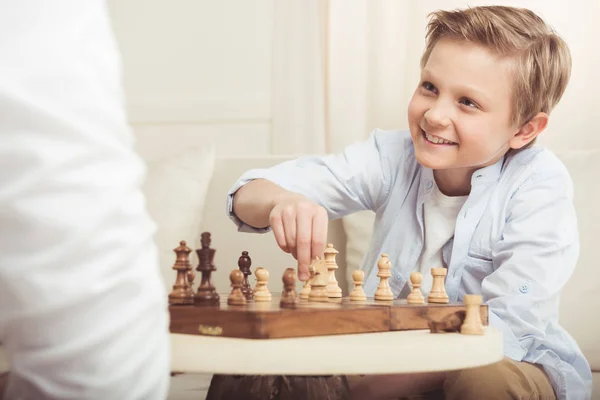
509,112,549,149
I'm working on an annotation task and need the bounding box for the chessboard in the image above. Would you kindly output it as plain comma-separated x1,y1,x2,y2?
167,232,488,340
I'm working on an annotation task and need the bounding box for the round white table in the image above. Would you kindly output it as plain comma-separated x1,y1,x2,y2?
171,326,503,375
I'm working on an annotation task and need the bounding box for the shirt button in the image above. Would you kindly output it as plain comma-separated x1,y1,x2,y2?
395,274,402,280
425,180,433,190
519,285,529,294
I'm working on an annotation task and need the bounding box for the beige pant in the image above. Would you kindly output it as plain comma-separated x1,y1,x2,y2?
349,357,556,400
440,357,556,400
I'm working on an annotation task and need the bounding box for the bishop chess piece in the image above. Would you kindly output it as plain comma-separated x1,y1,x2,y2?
461,294,484,335
238,251,254,300
407,271,425,304
168,240,195,305
374,254,394,301
227,269,247,306
324,244,342,298
254,267,272,302
427,267,449,304
280,267,298,308
349,270,367,301
194,232,220,306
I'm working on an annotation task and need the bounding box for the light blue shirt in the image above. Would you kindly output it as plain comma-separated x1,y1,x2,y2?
227,129,592,399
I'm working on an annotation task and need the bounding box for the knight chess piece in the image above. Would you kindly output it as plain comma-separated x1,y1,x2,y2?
238,251,254,300
228,269,247,306
194,232,220,306
169,240,195,305
280,268,298,308
308,260,328,302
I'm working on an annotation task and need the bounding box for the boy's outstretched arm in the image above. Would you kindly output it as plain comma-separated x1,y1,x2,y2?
233,179,328,281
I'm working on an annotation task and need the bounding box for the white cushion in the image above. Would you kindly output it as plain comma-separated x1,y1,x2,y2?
342,150,600,370
142,146,216,294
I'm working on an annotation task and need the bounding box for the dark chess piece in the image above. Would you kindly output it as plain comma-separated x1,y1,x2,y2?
194,232,220,306
238,251,254,300
280,268,297,308
168,240,194,306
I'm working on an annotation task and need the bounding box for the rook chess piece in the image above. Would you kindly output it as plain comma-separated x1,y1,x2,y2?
238,251,254,300
169,240,195,305
228,269,247,306
194,232,220,306
254,267,272,302
349,270,367,301
427,268,449,304
461,294,484,335
407,271,425,304
374,254,394,301
324,244,342,298
280,267,298,308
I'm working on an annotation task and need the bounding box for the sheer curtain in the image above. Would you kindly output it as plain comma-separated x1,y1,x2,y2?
270,0,600,155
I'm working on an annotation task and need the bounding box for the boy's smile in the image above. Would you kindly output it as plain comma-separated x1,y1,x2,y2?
407,38,529,195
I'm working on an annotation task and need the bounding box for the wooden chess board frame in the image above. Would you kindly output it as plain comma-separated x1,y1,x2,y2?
169,295,489,339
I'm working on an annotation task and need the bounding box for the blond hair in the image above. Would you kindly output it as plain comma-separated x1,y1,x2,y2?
420,6,571,131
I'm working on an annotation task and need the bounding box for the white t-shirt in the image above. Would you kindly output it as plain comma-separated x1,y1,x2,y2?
417,182,467,295
0,2,170,399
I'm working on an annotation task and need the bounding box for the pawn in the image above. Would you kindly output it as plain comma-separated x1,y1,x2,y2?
254,267,272,302
461,294,485,335
280,268,298,308
427,268,449,304
349,270,367,301
374,254,394,301
227,269,247,306
407,271,425,304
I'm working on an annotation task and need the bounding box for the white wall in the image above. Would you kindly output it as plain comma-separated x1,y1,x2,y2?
107,0,275,160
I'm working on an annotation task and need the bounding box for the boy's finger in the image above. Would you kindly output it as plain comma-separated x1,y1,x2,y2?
282,207,297,259
270,214,289,253
295,211,312,281
311,207,328,261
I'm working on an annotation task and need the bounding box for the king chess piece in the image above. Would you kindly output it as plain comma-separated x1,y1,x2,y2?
194,232,220,306
168,240,195,305
238,251,254,300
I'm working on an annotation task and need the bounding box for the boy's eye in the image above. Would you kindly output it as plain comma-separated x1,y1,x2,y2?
459,97,479,109
421,81,437,94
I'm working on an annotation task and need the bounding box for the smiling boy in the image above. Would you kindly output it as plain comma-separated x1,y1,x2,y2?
227,6,591,399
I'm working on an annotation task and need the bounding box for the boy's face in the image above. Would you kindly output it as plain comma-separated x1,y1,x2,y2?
408,38,520,174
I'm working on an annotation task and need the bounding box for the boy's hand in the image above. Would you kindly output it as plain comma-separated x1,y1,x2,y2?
269,193,328,281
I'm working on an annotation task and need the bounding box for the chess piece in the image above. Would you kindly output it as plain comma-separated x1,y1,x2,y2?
280,268,298,308
238,251,254,300
308,260,328,302
228,269,247,306
187,269,196,291
168,240,195,305
194,232,220,305
349,270,367,301
300,260,318,300
427,267,449,304
407,271,425,304
374,254,394,301
461,294,484,335
324,244,342,298
254,267,272,302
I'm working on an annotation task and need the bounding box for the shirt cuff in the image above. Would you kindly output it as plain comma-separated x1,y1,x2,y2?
226,176,272,234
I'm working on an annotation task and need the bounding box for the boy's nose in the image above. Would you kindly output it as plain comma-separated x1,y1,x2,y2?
424,103,452,129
